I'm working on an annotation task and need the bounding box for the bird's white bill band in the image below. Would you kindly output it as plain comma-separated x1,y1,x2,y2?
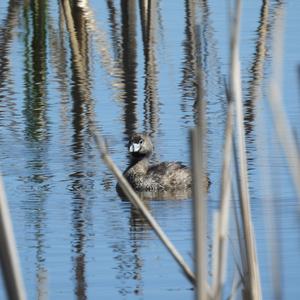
129,143,141,153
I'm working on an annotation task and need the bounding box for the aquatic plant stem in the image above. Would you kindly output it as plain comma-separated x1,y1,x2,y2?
191,128,208,300
0,175,27,300
92,131,196,284
230,0,262,298
213,86,234,300
268,6,300,207
191,17,209,298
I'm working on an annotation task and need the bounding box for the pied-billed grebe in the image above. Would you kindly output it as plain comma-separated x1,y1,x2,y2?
123,133,192,192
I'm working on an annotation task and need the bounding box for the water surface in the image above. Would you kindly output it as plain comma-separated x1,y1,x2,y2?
0,1,300,299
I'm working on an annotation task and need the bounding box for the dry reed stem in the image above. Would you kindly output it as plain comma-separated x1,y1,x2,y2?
230,0,261,298
213,88,234,300
92,132,196,284
268,6,300,206
192,18,209,299
253,5,283,289
228,271,243,300
191,128,208,300
62,0,195,284
212,210,219,296
232,141,253,293
0,175,27,300
256,109,283,300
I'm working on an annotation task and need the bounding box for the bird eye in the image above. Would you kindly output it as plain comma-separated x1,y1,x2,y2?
139,139,143,144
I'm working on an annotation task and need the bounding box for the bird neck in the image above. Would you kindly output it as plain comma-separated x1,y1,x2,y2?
126,155,149,175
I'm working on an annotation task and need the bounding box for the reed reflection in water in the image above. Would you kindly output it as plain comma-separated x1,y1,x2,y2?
0,0,300,299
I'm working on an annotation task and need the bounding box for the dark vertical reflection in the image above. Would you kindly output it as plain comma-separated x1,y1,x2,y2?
0,0,21,107
69,178,88,300
106,0,123,63
120,0,138,137
61,1,95,299
112,203,155,297
22,157,50,300
245,0,269,136
127,209,147,297
23,0,49,141
139,0,159,136
181,0,205,125
0,1,22,141
198,0,224,117
22,1,50,298
180,0,198,122
48,5,70,129
70,6,90,298
112,238,144,296
181,0,224,126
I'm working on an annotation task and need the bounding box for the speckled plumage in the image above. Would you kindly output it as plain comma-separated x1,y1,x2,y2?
123,133,192,192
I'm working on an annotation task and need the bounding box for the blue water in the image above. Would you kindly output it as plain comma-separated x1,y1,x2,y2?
0,1,300,299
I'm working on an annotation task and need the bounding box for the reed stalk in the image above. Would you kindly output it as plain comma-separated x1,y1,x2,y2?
0,175,27,300
256,109,283,300
268,6,300,206
230,0,261,298
213,85,234,300
191,128,208,300
191,16,210,298
92,131,196,284
228,271,243,300
231,177,247,285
